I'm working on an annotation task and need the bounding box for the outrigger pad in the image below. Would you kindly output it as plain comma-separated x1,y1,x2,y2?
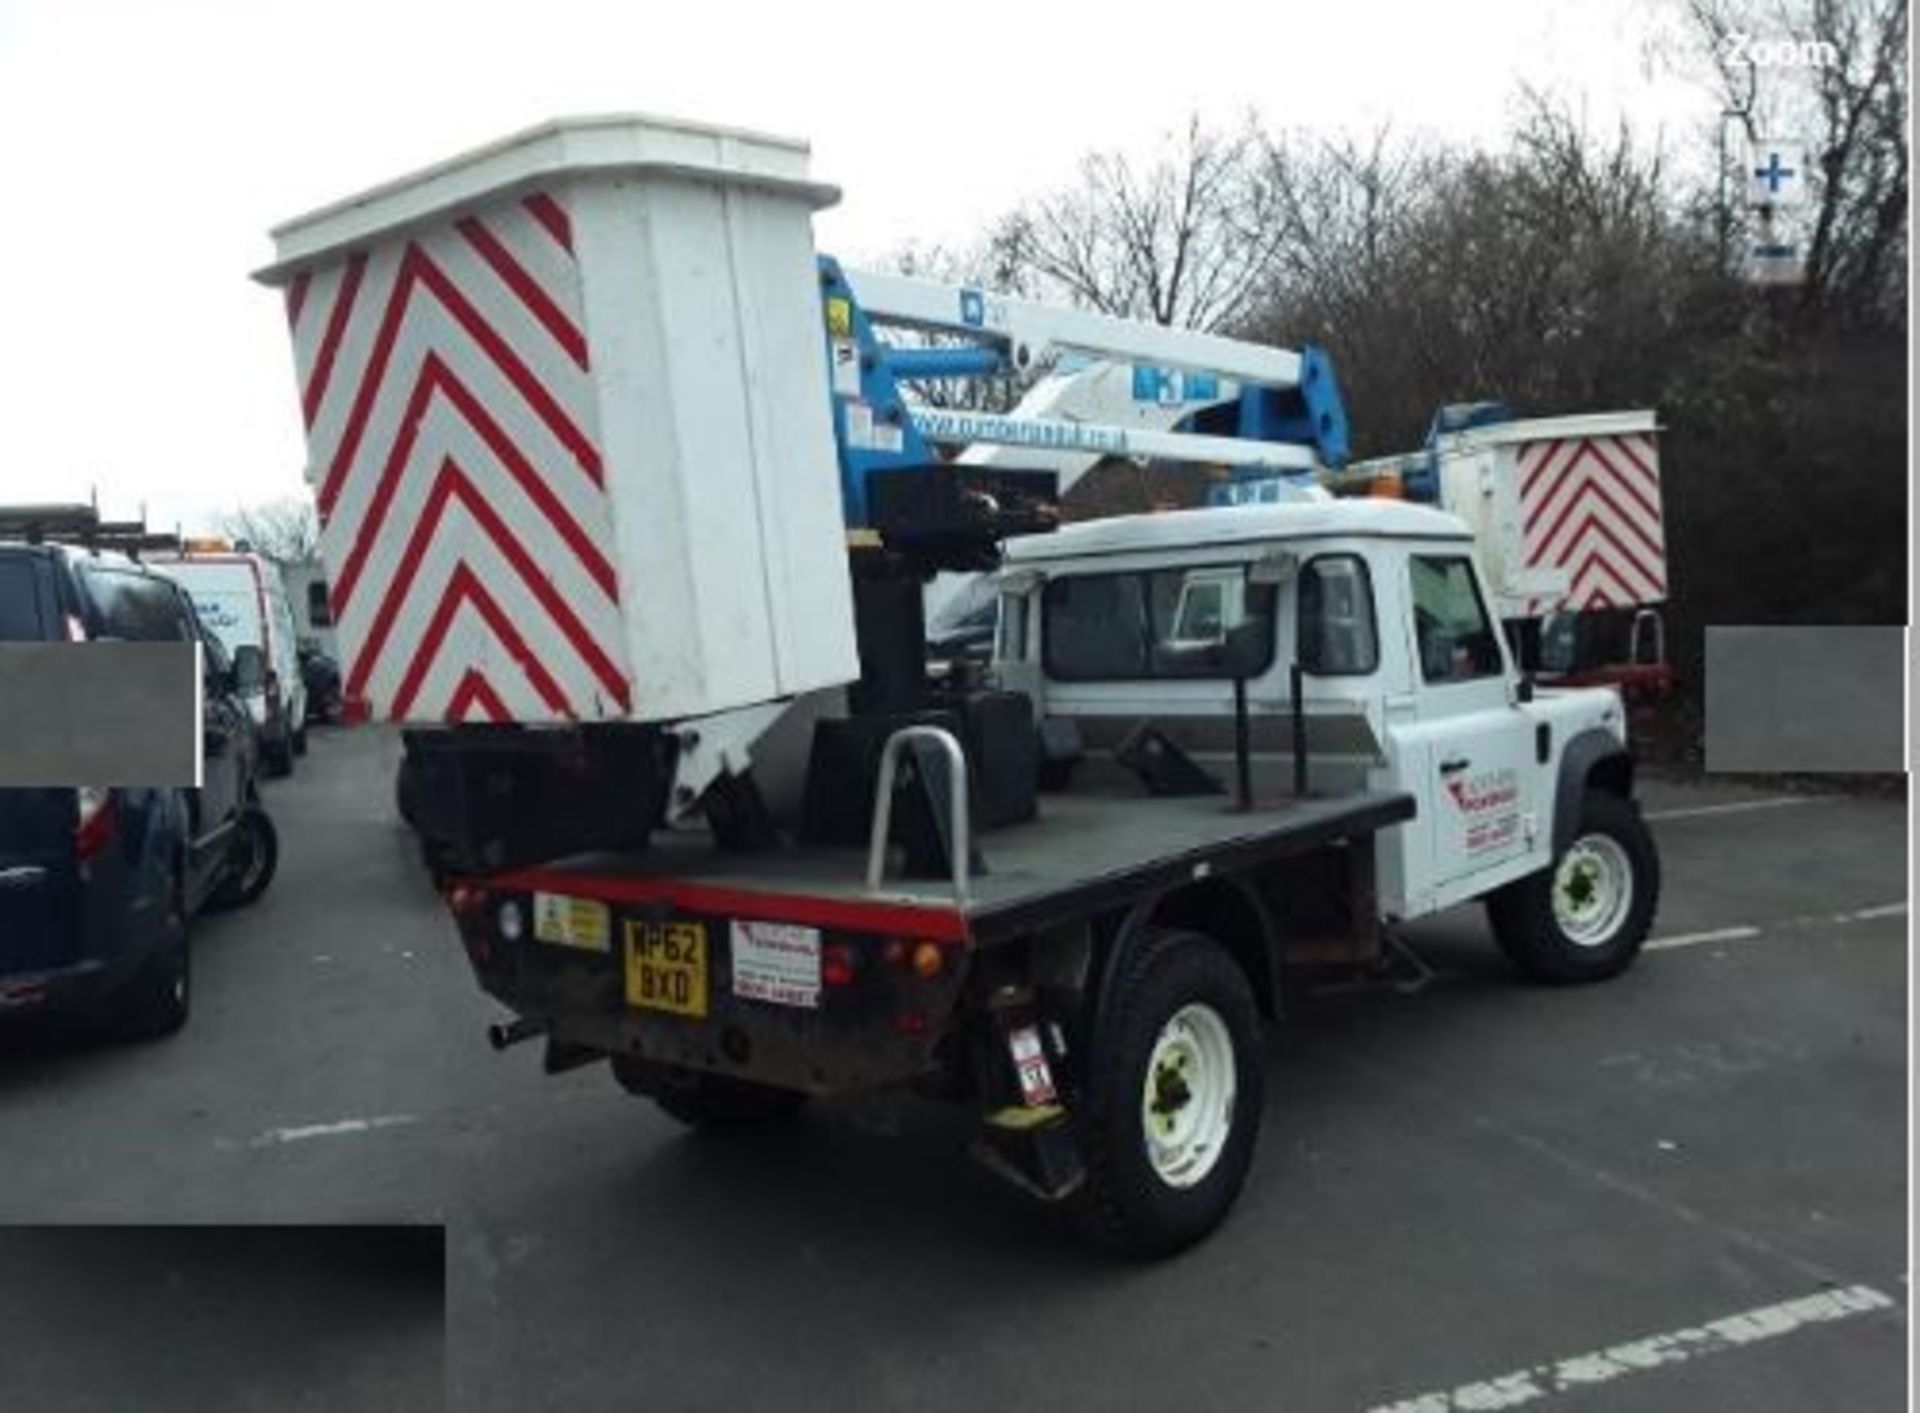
1114,722,1224,798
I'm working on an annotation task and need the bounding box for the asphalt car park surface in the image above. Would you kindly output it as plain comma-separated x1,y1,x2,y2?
0,726,1905,1411
0,1226,443,1411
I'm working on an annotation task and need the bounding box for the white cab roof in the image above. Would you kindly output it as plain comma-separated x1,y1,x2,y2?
1004,500,1471,564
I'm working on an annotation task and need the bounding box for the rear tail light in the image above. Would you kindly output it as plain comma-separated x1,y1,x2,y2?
822,941,858,988
881,939,949,980
74,787,116,862
446,883,491,917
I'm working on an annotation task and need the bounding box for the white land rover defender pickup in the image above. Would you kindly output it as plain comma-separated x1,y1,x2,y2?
994,497,1659,985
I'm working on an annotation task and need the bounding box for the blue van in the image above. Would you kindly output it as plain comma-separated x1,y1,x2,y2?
0,540,278,1038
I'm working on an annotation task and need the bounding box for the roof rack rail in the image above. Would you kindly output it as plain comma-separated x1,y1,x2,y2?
0,503,182,559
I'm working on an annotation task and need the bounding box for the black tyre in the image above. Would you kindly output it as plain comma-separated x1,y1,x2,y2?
212,808,279,910
611,1057,808,1131
264,735,294,777
1487,790,1659,984
110,874,191,1039
291,723,309,757
1073,928,1266,1258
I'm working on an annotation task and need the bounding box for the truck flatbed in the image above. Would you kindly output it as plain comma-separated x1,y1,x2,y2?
494,787,1416,948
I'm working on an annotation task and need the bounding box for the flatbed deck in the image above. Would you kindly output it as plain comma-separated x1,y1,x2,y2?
496,788,1415,946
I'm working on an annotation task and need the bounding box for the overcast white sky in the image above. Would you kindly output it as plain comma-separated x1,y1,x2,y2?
0,0,1719,533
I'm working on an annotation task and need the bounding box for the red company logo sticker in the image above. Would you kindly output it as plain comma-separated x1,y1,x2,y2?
1446,769,1520,814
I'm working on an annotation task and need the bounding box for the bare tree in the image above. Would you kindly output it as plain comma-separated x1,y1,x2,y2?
215,497,319,562
990,114,1282,331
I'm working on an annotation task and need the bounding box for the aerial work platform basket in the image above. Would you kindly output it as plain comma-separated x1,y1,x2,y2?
257,114,861,726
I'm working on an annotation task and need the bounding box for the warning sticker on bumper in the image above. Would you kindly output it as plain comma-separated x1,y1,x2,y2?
730,921,821,1009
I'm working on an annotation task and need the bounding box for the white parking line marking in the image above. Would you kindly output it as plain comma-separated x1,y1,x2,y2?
1643,796,1826,822
1837,901,1908,921
243,1114,421,1148
1367,1284,1897,1412
1645,925,1763,951
1647,902,1906,953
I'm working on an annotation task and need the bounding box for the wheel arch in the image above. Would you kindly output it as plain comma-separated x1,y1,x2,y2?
1091,876,1281,1044
1553,728,1635,854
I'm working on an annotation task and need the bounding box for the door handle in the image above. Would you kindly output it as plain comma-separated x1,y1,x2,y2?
1440,757,1471,774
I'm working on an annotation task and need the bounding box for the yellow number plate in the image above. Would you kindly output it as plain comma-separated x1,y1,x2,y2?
624,920,709,1018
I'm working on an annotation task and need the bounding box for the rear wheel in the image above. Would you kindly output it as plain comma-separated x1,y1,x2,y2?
264,737,294,777
211,808,279,910
291,723,308,757
611,1056,808,1131
1487,790,1658,983
1073,928,1265,1258
110,873,191,1039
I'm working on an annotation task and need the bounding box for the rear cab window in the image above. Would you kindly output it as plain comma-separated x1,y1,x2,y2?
1043,564,1277,680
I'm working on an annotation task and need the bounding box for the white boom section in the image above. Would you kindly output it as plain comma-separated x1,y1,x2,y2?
843,269,1303,384
842,268,1327,487
947,361,1326,498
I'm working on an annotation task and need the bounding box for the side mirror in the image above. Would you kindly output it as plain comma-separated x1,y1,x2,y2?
1515,674,1536,704
230,644,266,694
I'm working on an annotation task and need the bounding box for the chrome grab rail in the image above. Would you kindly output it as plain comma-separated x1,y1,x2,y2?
865,726,970,906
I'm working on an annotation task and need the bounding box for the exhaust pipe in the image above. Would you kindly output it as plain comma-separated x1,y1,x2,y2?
487,1016,546,1051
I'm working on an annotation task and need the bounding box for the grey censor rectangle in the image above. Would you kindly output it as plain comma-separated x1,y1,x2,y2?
1705,626,1907,774
0,641,200,786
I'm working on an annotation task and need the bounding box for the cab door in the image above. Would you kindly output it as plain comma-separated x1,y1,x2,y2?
1404,552,1542,890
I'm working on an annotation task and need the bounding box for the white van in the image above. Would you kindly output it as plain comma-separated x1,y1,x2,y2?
151,548,308,775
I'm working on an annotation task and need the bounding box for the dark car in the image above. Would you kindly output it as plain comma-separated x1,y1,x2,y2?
0,542,279,1038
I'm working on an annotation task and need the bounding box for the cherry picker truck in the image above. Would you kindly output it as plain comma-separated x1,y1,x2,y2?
259,115,1660,1256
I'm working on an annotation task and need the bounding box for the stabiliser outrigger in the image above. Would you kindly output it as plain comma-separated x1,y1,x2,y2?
259,115,1659,1256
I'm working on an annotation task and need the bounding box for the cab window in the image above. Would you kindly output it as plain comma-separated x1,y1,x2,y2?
1044,566,1276,680
1410,555,1502,682
1297,555,1378,676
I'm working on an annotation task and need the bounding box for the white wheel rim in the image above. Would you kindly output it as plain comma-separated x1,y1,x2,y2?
1140,1002,1236,1189
1553,833,1634,947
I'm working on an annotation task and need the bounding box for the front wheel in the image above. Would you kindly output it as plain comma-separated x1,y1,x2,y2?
1073,928,1265,1258
1487,790,1659,984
